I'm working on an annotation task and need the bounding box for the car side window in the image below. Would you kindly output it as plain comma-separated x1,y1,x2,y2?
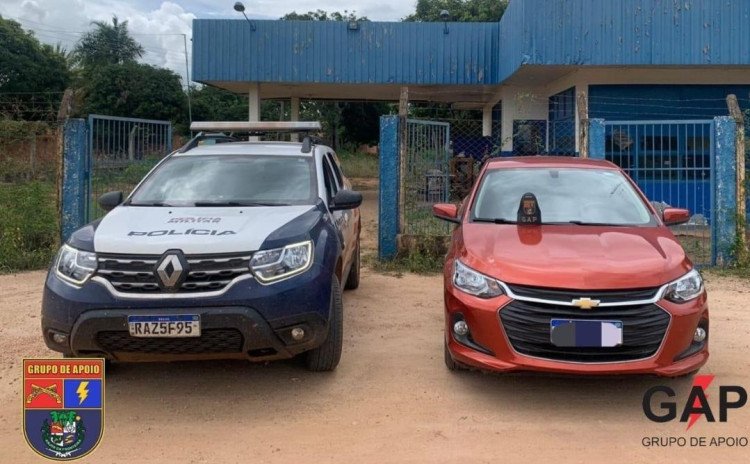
322,157,339,203
327,152,344,188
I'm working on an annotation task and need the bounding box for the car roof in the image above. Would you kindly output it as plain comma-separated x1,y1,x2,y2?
484,156,620,170
174,141,323,157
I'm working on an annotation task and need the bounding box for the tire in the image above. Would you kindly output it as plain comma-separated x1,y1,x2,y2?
306,276,344,372
344,241,361,290
444,339,465,372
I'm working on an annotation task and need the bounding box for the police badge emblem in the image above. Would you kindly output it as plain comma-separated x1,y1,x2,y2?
24,359,104,460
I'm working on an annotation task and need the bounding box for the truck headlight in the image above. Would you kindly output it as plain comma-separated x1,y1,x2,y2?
663,269,704,303
250,241,313,283
55,244,97,285
453,260,504,298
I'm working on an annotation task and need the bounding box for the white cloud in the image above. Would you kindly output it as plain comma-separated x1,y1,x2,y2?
0,0,416,85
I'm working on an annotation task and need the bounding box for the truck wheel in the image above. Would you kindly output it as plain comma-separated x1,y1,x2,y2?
344,241,361,290
306,276,344,371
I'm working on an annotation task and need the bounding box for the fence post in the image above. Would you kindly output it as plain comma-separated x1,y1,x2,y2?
588,118,606,160
713,116,738,266
726,95,748,263
60,119,88,242
577,92,589,158
379,115,400,260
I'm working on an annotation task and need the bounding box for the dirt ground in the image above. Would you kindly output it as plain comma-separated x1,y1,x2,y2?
1,188,749,463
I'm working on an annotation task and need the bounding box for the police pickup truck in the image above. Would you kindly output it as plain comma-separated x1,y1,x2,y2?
42,122,362,371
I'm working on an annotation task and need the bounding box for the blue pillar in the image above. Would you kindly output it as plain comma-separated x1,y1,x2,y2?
589,118,606,160
713,116,737,266
378,115,399,260
61,119,89,242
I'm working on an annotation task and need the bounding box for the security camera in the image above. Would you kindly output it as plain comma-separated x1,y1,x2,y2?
440,10,450,21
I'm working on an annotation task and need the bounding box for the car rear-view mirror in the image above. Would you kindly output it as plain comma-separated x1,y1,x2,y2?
98,191,124,212
330,189,363,211
663,208,690,226
433,203,460,224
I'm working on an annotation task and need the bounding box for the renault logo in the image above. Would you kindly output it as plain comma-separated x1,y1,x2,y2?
155,251,187,291
571,297,601,309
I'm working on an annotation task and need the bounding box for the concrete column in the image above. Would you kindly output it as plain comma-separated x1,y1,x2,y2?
290,97,300,142
575,84,588,154
500,89,515,154
248,83,260,141
482,103,493,137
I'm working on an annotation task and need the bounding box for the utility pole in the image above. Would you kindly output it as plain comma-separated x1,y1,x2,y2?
183,34,193,125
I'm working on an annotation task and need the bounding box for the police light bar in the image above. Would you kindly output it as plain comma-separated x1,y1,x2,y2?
189,121,322,133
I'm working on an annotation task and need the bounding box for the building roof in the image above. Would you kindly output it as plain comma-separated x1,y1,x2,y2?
193,0,750,97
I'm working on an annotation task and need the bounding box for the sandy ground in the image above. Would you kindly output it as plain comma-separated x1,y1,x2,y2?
2,188,749,463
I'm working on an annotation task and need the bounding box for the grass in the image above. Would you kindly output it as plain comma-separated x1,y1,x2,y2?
337,150,379,179
364,249,444,276
0,180,58,273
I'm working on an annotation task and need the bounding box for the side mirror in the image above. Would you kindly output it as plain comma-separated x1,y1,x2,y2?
433,203,460,224
663,207,690,226
98,191,123,212
330,189,363,211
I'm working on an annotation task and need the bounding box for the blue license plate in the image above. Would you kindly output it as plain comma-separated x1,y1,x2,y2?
550,319,623,348
127,315,201,338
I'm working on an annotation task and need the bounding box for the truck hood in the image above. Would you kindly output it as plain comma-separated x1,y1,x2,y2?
460,224,692,290
93,205,316,254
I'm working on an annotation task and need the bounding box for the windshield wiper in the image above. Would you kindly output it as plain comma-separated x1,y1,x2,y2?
472,217,517,224
555,221,628,227
192,201,290,207
128,201,173,207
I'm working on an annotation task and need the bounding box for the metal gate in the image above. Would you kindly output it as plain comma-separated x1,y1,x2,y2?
86,115,172,222
603,119,716,265
401,119,452,237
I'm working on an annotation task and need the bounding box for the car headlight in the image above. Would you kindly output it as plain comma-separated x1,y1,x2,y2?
663,269,704,303
55,244,97,285
250,241,313,283
453,260,504,298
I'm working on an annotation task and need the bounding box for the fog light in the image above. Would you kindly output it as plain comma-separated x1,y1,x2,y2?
291,327,305,341
51,332,68,344
693,327,707,343
453,320,469,337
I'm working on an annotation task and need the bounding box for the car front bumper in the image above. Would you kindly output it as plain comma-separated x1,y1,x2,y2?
41,263,333,362
444,282,709,377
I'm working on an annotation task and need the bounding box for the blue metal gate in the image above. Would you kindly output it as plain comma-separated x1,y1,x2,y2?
602,119,715,265
402,119,452,237
86,115,172,222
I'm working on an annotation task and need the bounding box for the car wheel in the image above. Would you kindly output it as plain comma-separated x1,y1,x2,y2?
344,241,361,290
444,339,466,371
306,276,344,372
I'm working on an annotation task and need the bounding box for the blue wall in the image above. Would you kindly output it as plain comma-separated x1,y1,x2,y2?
590,85,750,120
498,0,750,82
193,20,500,85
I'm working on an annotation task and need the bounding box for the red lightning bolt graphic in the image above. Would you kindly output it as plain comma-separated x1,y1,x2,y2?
686,374,715,430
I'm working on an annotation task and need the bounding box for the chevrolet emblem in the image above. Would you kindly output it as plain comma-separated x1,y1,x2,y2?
571,297,601,309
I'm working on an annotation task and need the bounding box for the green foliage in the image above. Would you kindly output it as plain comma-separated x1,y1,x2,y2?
0,181,58,272
73,16,145,69
365,240,446,275
404,0,509,22
336,151,379,179
281,10,366,21
0,16,71,120
81,62,186,123
190,86,249,122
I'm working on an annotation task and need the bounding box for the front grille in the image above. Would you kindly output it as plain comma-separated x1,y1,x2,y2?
95,329,244,354
499,300,670,362
506,284,659,304
95,252,252,294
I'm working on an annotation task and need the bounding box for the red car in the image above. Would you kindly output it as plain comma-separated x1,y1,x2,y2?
433,157,708,377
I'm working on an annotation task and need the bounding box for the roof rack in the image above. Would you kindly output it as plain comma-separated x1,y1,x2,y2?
189,121,322,134
178,132,239,153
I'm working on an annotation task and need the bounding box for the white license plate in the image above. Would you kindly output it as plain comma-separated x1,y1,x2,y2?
127,315,201,338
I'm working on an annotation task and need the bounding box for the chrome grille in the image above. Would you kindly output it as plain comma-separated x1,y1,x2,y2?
95,253,252,294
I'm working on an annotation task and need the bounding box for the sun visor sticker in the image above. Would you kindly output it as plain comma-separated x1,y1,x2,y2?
517,193,542,225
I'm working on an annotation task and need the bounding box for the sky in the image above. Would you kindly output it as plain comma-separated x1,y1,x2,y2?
0,0,417,86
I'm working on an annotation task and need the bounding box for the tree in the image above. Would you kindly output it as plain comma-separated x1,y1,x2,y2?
82,62,185,123
0,16,71,120
282,10,365,22
404,0,509,22
73,16,145,69
190,86,249,122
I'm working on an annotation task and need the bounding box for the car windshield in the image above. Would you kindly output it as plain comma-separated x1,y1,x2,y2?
128,155,317,207
471,167,654,226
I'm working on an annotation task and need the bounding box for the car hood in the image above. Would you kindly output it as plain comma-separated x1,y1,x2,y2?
460,224,692,289
92,205,317,255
